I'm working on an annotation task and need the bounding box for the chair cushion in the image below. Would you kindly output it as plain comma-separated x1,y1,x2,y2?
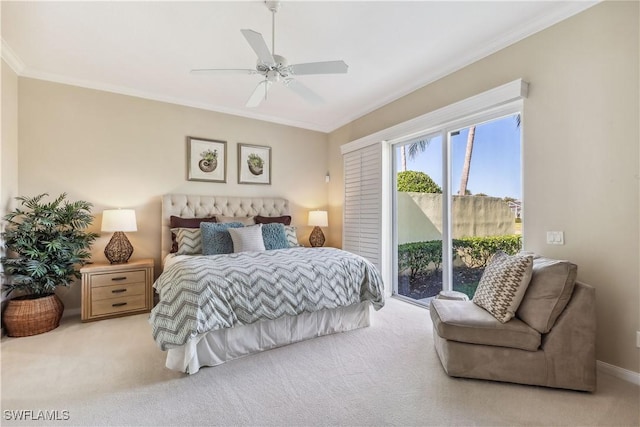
430,299,541,351
472,251,534,323
516,257,577,333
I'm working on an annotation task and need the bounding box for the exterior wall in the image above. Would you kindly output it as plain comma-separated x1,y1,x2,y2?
17,78,329,311
328,2,640,373
397,192,514,244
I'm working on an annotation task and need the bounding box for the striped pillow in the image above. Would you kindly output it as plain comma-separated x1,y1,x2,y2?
284,226,301,247
472,251,534,323
228,224,266,253
171,228,202,255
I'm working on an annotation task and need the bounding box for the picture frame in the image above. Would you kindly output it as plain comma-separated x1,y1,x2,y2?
238,143,271,185
187,137,227,183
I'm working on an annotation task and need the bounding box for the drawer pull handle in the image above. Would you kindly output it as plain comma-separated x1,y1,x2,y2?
112,302,128,307
111,289,127,294
111,277,127,281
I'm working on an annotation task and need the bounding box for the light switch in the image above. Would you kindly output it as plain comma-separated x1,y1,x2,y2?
546,231,564,245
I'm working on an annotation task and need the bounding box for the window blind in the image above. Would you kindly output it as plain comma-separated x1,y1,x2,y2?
343,143,382,270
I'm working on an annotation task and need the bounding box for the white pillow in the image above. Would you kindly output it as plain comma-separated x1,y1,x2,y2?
228,224,266,253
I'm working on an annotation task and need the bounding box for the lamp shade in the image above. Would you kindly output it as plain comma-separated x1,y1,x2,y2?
308,210,328,227
101,209,137,232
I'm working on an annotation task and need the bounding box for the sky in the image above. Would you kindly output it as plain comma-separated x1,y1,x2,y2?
397,114,521,200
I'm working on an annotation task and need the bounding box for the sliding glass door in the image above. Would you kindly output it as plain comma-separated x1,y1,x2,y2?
394,114,522,305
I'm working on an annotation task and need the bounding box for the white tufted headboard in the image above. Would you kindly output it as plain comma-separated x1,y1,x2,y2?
161,194,289,260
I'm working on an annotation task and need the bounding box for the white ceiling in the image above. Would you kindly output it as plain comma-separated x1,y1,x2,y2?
1,1,597,133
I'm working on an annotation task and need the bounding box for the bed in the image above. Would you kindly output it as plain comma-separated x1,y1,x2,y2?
150,194,385,374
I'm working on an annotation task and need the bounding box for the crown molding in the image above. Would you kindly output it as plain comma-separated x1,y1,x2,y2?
18,68,330,133
1,39,25,74
326,1,599,133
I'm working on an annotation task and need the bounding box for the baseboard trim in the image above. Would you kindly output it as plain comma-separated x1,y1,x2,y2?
62,308,81,318
597,360,640,386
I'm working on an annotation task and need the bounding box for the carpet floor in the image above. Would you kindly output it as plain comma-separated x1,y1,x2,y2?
1,298,638,426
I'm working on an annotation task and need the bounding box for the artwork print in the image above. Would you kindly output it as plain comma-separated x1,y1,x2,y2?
187,137,227,183
238,143,271,185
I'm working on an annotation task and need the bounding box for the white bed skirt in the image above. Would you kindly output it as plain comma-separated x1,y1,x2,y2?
166,301,372,374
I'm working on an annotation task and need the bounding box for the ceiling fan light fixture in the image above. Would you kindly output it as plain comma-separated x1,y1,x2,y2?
191,0,347,108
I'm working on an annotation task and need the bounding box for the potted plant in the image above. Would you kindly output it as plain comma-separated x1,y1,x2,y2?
1,193,98,337
198,149,218,172
247,153,264,176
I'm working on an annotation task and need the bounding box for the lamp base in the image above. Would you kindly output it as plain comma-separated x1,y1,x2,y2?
105,231,134,264
309,226,325,247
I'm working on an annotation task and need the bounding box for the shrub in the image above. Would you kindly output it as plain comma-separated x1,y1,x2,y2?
398,240,443,282
454,235,522,268
398,234,522,279
397,171,442,193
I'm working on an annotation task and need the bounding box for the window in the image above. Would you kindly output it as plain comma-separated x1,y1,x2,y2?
394,114,522,305
341,79,528,298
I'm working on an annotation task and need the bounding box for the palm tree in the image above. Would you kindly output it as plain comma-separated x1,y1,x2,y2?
457,114,521,196
458,125,476,195
400,138,431,171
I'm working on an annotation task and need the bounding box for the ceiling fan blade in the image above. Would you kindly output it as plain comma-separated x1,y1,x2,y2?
246,80,272,108
241,29,275,65
284,79,323,105
289,60,348,75
191,69,258,75
190,68,258,74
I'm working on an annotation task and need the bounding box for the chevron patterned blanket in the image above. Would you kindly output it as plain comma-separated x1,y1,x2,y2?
150,247,384,350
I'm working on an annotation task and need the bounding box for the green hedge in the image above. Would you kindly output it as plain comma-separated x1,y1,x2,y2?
398,235,522,281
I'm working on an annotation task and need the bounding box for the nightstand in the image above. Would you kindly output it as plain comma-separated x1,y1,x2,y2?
80,258,154,322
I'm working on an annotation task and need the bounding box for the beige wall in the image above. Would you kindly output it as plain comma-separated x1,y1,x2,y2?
329,2,640,373
1,59,20,308
18,78,329,310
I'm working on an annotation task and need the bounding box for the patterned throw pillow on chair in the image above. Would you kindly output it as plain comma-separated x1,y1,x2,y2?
472,251,534,323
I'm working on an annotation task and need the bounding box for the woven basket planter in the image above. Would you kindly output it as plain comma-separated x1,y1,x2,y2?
3,294,64,337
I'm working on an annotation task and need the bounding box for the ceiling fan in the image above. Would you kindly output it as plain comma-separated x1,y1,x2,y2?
191,0,348,108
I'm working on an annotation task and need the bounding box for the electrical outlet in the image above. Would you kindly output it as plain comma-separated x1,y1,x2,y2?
546,231,564,245
637,331,640,348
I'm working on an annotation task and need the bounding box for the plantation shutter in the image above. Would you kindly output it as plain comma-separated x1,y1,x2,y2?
342,143,382,270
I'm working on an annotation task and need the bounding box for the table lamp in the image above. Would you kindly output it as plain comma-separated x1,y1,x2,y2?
308,210,328,247
101,209,137,264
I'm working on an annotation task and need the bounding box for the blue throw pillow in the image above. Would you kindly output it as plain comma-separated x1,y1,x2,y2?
201,222,244,255
261,223,289,250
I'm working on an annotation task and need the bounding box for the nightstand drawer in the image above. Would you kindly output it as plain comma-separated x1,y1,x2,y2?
91,281,146,302
91,294,147,317
90,270,146,287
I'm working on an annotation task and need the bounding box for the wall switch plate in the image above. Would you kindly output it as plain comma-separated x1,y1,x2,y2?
546,231,564,245
637,331,640,348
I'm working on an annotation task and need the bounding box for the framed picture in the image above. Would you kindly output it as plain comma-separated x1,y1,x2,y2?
238,143,271,185
187,137,227,183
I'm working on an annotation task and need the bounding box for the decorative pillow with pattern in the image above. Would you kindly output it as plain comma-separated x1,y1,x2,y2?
201,222,245,255
284,225,301,247
261,223,289,250
472,251,534,323
228,224,266,253
169,216,217,253
170,228,203,255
